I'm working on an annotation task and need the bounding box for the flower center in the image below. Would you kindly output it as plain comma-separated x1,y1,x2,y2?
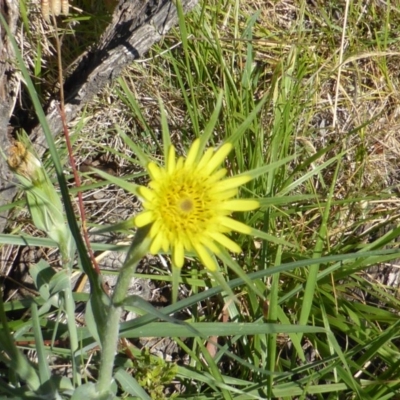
155,169,215,235
179,198,193,213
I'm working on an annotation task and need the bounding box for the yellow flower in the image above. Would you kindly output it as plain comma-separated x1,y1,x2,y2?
134,139,259,271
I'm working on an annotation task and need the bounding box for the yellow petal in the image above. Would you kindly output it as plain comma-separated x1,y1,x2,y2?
203,143,233,175
162,234,170,253
185,139,200,167
208,231,242,253
172,241,185,268
139,186,155,202
167,146,176,174
209,175,252,193
157,228,171,253
198,234,220,254
147,162,162,180
149,179,164,192
150,232,164,254
206,168,227,184
220,216,252,234
182,235,193,251
219,199,260,211
213,188,238,201
134,211,155,227
150,219,162,238
194,243,218,271
197,147,214,170
176,157,184,170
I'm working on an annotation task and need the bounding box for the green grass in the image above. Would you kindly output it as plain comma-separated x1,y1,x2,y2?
1,0,400,399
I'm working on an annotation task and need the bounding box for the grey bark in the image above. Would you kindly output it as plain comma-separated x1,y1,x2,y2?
0,0,199,233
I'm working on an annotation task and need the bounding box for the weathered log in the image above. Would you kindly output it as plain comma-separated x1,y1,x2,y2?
0,0,198,233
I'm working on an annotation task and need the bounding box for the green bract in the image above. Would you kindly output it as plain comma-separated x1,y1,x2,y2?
8,142,74,265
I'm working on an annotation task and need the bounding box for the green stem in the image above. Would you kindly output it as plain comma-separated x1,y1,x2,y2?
96,301,123,395
96,226,151,396
0,289,40,390
60,238,82,386
63,283,81,386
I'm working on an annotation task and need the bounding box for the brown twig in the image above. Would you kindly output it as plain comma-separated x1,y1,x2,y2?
52,15,102,277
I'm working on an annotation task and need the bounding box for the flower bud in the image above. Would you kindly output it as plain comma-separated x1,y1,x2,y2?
8,142,74,265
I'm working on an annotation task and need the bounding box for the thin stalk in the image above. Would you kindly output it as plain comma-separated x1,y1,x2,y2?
59,231,81,386
63,283,81,386
96,226,151,395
